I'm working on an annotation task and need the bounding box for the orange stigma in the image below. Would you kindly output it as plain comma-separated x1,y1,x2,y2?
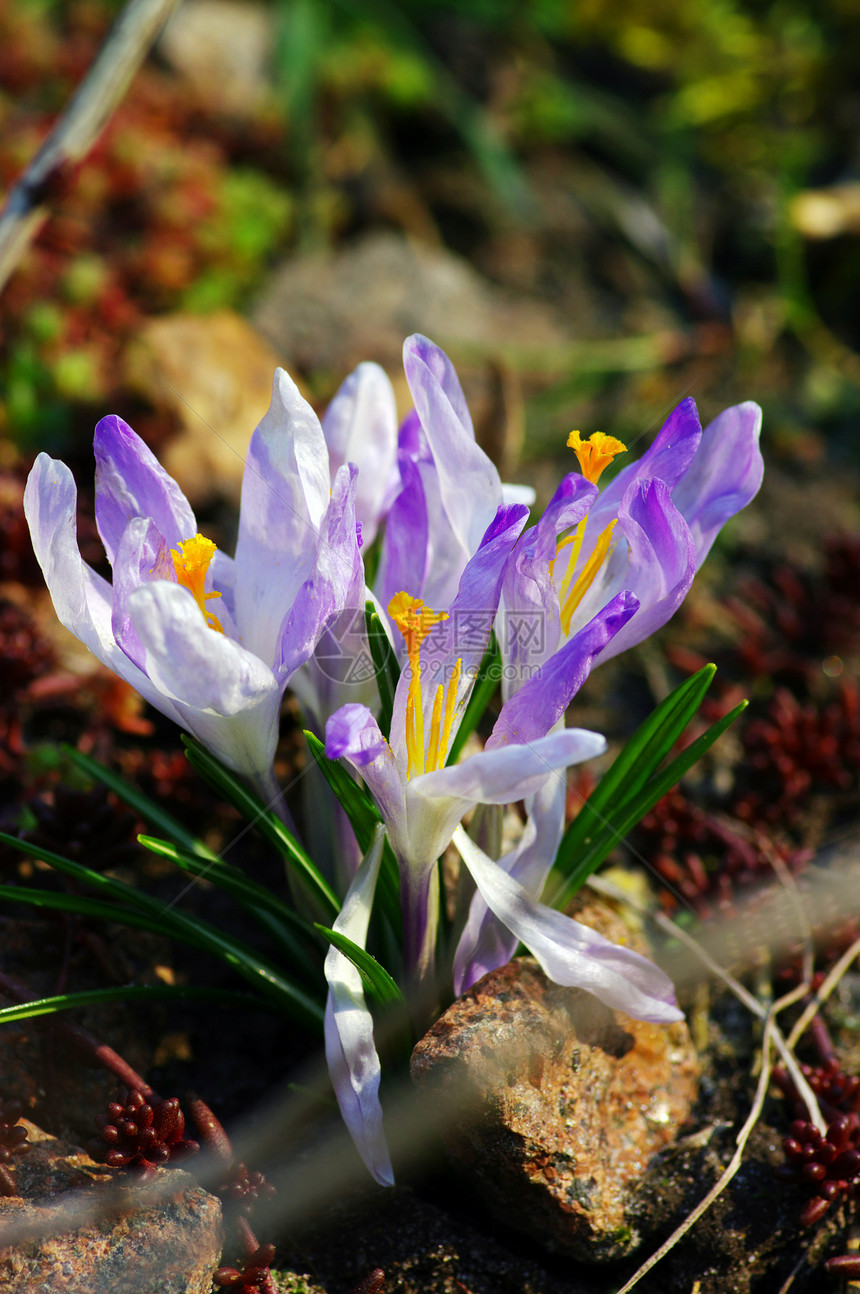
171,533,224,633
567,429,627,484
388,593,460,778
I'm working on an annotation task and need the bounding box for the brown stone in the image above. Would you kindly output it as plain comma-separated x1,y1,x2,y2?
0,1121,222,1293
411,947,699,1262
124,310,282,508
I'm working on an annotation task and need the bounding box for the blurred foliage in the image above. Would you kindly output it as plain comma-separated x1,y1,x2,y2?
1,0,860,457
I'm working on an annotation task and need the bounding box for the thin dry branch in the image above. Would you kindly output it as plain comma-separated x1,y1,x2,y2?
615,982,808,1294
587,873,826,1132
787,932,860,1051
0,0,182,294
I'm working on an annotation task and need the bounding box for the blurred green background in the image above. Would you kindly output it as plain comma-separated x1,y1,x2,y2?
2,0,860,485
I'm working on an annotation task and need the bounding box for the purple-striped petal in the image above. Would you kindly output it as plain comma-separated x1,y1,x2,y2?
413,727,606,809
453,774,566,994
388,503,529,771
375,454,430,615
403,334,502,557
322,362,399,545
325,705,408,850
23,453,184,722
452,826,683,1023
499,474,597,688
127,580,280,777
110,516,174,672
588,397,702,531
672,401,763,562
275,463,363,685
93,415,197,566
490,591,638,748
233,368,331,664
324,825,394,1186
572,479,696,664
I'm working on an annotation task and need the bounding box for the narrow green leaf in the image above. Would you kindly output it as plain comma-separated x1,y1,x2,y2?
0,882,210,942
304,730,382,849
304,730,401,928
180,737,339,917
446,631,501,766
61,744,216,861
315,924,405,1007
0,835,325,1028
138,834,320,973
550,699,747,909
365,602,400,739
556,664,717,871
0,984,260,1025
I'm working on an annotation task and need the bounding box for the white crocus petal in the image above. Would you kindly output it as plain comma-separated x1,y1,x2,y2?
324,825,394,1186
452,826,683,1025
414,728,608,807
501,482,537,507
23,453,185,722
322,361,398,546
233,368,332,665
127,580,280,779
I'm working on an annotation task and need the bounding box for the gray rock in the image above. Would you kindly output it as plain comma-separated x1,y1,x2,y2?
0,1121,222,1293
251,229,569,380
411,952,699,1263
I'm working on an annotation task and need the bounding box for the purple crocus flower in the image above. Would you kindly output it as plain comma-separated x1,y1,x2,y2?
455,398,764,992
323,504,682,1181
24,368,362,806
375,334,534,649
499,400,764,694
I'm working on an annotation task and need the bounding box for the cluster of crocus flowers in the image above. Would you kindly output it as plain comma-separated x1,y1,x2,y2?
23,366,371,807
24,330,763,1190
454,392,764,996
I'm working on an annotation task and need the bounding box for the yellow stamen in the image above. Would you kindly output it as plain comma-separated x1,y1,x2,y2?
425,684,445,774
171,533,224,633
559,519,618,635
437,657,462,768
388,593,450,779
388,592,448,657
555,515,589,602
567,429,626,485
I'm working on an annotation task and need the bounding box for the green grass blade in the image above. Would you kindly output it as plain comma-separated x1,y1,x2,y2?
61,744,216,860
0,830,192,926
180,737,339,917
446,631,501,766
0,836,325,1028
0,984,260,1025
551,699,747,909
139,833,320,971
0,883,208,941
315,925,405,1007
365,602,400,739
303,730,382,847
556,664,717,873
303,731,401,931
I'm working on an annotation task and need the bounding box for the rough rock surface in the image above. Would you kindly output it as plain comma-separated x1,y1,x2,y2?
159,0,273,115
0,1121,222,1293
251,229,569,379
124,309,282,507
411,952,699,1262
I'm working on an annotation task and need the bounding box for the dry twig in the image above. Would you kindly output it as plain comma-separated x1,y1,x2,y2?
0,0,182,293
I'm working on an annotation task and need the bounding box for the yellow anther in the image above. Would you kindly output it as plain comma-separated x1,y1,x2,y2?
559,519,618,635
171,533,224,633
389,593,456,779
437,657,462,769
567,429,626,485
388,593,448,657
